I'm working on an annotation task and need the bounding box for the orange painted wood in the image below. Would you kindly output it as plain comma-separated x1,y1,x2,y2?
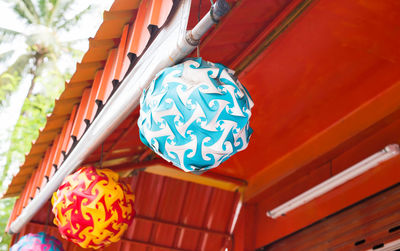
21,168,40,209
40,134,61,190
83,38,116,63
110,0,140,11
54,121,69,169
261,163,331,210
294,194,400,249
237,203,257,251
7,2,400,249
62,105,78,156
232,207,245,251
45,135,60,171
3,0,147,199
250,110,400,248
331,114,400,175
243,79,400,202
93,9,135,41
70,88,91,141
15,179,32,218
190,0,292,65
102,121,139,161
249,105,400,216
10,173,238,251
149,0,173,28
33,148,51,197
75,88,92,140
254,155,400,248
120,25,133,79
264,185,400,251
229,0,306,70
85,70,103,124
127,0,152,57
236,0,400,200
114,24,130,82
96,49,118,105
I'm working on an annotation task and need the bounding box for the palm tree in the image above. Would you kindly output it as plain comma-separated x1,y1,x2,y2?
0,0,94,183
0,1,97,249
0,0,92,104
0,0,95,176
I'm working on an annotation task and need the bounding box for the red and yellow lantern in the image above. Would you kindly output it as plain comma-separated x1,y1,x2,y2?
51,166,135,249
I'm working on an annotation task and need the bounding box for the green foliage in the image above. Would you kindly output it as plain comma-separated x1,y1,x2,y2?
0,72,63,251
0,0,99,249
0,73,21,106
4,92,57,175
0,0,94,103
0,198,15,251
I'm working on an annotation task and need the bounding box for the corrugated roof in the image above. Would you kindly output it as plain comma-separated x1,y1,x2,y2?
13,172,240,251
3,0,175,229
4,0,342,199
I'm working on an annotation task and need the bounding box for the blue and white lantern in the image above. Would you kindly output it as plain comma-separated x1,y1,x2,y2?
138,58,254,172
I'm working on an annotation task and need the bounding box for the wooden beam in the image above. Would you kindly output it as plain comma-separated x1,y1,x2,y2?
244,81,400,201
253,154,400,248
145,164,244,192
109,160,246,192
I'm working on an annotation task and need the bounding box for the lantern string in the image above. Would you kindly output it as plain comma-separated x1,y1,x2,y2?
15,232,20,243
197,0,202,57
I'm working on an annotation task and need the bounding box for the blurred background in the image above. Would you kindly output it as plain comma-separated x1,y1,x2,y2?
0,0,113,249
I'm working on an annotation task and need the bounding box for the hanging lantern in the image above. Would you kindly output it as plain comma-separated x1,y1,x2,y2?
138,58,254,173
10,232,64,251
51,166,135,249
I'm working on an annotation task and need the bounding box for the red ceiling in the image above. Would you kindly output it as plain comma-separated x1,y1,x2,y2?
228,0,400,179
16,172,240,251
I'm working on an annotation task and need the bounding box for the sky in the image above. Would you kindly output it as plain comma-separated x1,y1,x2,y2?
0,0,114,184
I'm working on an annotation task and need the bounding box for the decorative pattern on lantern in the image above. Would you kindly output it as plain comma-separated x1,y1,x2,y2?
138,58,254,172
10,232,64,251
51,166,135,249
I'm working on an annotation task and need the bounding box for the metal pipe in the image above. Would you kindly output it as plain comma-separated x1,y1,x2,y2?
190,0,230,42
9,0,229,234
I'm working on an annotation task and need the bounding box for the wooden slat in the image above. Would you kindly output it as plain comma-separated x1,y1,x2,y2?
59,81,91,100
20,168,38,210
23,154,42,168
69,61,104,83
75,88,92,141
245,82,400,202
110,0,140,11
40,134,61,189
85,70,103,123
254,155,400,247
264,185,400,251
126,0,152,57
114,24,130,82
96,49,118,105
53,121,68,169
149,0,173,28
63,105,78,155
